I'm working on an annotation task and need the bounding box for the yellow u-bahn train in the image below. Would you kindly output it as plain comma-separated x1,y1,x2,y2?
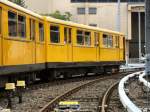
0,0,125,86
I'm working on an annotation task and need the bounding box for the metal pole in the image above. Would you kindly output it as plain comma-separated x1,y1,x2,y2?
116,0,120,32
145,0,150,75
84,0,88,25
138,12,141,62
145,0,150,107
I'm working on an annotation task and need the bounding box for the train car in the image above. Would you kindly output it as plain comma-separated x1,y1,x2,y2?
41,17,125,80
0,0,125,87
0,0,46,86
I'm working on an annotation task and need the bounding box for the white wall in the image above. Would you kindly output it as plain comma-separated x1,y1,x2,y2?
25,0,144,40
25,0,51,14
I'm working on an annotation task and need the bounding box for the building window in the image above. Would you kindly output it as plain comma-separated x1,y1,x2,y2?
77,8,85,15
18,15,26,38
89,24,97,27
85,32,91,46
89,8,97,14
39,23,44,42
50,25,60,43
8,11,17,37
77,30,84,45
30,19,35,40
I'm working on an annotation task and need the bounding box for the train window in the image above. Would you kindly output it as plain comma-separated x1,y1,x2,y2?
108,35,113,48
18,15,26,38
64,27,67,43
85,32,91,46
64,27,72,44
50,25,60,43
39,23,44,42
68,28,72,43
30,19,35,40
103,34,113,48
103,34,108,47
0,8,1,34
115,36,119,48
77,30,84,45
94,32,99,46
8,11,17,37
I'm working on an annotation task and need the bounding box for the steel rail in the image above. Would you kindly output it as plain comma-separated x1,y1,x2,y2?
100,82,119,112
39,75,120,112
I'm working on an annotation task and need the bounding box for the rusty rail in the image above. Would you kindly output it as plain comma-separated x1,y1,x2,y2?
39,71,137,112
39,75,116,112
100,82,119,112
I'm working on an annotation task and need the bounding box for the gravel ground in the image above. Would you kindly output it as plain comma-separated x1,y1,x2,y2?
127,76,150,111
107,88,125,112
0,76,99,112
107,74,150,112
62,77,122,112
0,73,132,112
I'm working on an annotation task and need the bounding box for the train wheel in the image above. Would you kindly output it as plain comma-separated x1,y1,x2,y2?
84,72,88,76
40,70,55,82
63,72,71,79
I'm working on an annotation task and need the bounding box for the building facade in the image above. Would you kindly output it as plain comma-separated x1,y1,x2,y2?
25,0,145,61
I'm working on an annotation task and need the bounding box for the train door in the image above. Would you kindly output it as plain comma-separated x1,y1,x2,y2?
123,37,126,60
94,32,100,61
0,8,2,66
64,27,72,62
29,19,36,64
119,36,124,61
115,35,120,61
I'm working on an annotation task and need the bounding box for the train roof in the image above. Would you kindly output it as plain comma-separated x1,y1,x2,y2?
46,16,124,35
1,0,124,36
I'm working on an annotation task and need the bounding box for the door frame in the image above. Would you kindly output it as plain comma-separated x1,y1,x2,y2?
64,26,73,62
0,7,2,65
94,32,100,61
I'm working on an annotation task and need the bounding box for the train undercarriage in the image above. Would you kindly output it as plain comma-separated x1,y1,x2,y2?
0,62,122,87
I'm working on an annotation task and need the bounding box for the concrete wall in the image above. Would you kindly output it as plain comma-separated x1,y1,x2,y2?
70,3,128,36
25,1,128,38
25,0,72,14
25,0,51,14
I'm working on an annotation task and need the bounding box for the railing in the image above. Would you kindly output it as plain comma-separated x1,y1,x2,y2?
118,71,143,112
128,58,141,64
139,71,150,88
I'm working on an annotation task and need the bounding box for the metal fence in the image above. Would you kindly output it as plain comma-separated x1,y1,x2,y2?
128,58,141,64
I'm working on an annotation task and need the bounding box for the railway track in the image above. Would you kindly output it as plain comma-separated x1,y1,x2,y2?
126,75,150,111
0,71,138,112
0,74,118,112
39,72,131,112
101,82,119,112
